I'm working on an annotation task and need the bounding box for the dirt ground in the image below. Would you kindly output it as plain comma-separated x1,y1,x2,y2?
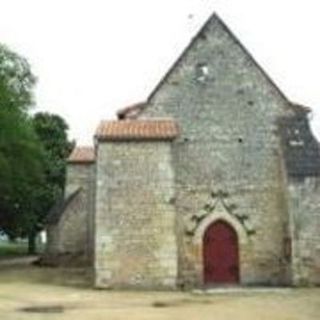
0,258,319,320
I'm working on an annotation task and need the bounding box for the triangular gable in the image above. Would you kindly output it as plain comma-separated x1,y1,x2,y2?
117,12,298,121
147,12,289,104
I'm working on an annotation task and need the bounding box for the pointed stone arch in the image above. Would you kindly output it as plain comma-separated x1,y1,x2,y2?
191,199,250,285
193,200,249,246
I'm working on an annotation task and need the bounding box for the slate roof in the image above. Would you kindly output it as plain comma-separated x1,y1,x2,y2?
290,103,312,114
68,146,95,163
95,119,179,141
280,108,320,178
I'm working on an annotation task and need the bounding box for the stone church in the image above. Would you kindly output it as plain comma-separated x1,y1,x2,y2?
45,13,320,288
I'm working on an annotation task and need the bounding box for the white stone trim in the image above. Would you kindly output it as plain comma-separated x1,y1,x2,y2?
193,206,248,245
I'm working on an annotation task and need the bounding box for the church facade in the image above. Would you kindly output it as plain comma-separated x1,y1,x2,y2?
46,13,320,288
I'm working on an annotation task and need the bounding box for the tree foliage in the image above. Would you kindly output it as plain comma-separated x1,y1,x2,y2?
0,44,72,253
0,44,35,110
32,112,74,228
0,44,43,240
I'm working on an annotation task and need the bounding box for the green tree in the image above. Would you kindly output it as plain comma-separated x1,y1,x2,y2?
0,44,44,244
29,112,73,253
0,43,35,111
0,44,73,254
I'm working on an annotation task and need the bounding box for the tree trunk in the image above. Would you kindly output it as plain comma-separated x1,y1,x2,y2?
8,234,17,243
28,230,37,255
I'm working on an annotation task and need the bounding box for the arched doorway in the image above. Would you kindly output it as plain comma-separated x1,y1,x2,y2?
203,220,239,285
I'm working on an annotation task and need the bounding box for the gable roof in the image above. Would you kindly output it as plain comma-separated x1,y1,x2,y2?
118,12,298,120
68,146,95,164
147,12,292,104
95,119,179,141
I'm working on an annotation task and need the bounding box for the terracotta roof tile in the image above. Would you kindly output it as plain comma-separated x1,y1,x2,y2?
67,146,95,163
95,119,179,141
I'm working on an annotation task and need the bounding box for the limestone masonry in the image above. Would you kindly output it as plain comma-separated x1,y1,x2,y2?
45,13,320,288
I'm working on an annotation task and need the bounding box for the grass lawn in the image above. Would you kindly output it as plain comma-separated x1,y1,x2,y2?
0,241,28,258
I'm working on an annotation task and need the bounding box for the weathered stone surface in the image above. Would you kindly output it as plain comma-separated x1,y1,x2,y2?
46,13,320,288
139,14,292,286
94,142,177,288
46,163,95,265
288,178,320,286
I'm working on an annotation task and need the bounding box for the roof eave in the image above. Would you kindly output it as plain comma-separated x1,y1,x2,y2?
95,136,178,142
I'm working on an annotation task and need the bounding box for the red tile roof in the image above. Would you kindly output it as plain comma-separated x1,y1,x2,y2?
67,146,95,163
95,119,179,141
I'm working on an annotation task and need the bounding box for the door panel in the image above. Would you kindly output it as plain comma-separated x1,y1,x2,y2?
203,220,239,284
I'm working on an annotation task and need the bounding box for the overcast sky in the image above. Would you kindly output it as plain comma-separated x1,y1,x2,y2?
0,0,319,144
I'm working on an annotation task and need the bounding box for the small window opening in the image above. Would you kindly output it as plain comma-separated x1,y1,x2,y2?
195,63,209,82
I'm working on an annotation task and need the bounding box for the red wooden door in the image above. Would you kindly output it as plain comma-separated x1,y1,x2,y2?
203,220,239,284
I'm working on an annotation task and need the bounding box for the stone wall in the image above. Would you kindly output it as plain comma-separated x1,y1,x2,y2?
280,107,320,286
46,163,95,265
95,141,177,289
288,178,320,286
139,14,293,286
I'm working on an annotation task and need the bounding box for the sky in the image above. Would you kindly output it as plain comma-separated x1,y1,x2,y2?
0,0,319,145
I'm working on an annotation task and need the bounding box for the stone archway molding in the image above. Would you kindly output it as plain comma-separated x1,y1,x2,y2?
193,201,249,245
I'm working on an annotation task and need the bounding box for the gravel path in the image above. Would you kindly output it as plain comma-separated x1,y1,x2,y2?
0,258,319,320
